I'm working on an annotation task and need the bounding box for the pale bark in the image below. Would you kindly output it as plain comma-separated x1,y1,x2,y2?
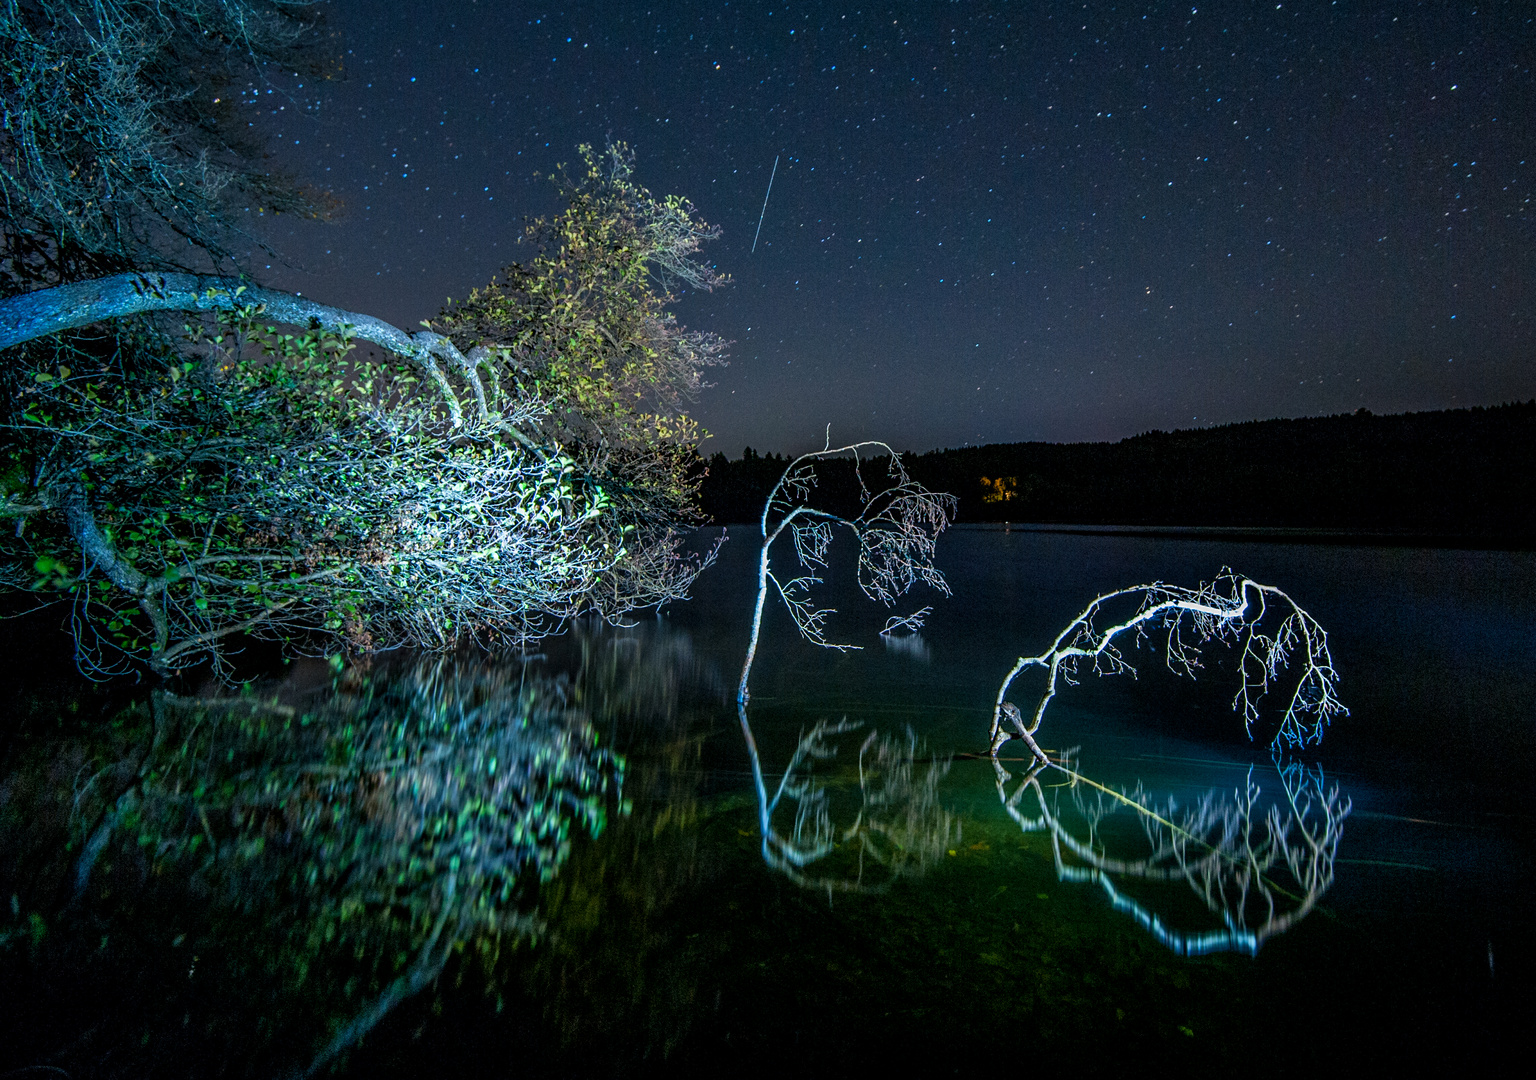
62,481,171,655
0,272,538,444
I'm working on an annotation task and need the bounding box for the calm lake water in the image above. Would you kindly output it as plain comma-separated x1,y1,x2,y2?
2,526,1532,1075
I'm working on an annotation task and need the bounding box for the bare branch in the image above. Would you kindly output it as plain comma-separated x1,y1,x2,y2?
880,606,932,638
738,438,955,705
989,569,1347,756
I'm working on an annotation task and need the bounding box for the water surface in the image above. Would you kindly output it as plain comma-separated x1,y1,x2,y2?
2,527,1530,1074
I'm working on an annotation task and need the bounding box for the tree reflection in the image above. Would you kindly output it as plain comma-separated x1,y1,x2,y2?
730,440,959,894
986,568,1352,954
739,712,958,893
502,625,731,1062
2,651,625,1076
993,750,1350,955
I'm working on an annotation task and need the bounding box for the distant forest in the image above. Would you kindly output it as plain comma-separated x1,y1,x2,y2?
699,402,1536,543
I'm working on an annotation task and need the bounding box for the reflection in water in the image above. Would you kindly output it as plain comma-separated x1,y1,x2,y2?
994,751,1351,955
730,442,958,893
987,569,1352,953
739,713,957,893
881,629,932,662
0,555,1370,1074
490,625,731,1062
3,652,624,1076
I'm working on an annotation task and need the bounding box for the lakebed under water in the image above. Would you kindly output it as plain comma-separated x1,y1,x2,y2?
2,526,1531,1075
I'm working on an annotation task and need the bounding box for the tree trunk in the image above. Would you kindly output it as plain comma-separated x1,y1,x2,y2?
0,272,507,431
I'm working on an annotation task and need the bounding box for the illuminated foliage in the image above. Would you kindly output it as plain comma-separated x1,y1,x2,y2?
979,475,1017,504
1,49,724,673
1,299,625,674
429,141,729,552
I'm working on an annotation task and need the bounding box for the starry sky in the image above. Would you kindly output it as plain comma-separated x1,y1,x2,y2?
252,0,1535,455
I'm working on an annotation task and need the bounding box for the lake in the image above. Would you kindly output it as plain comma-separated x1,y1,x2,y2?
2,525,1532,1075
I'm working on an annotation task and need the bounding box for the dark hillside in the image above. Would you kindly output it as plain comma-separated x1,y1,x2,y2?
700,402,1536,542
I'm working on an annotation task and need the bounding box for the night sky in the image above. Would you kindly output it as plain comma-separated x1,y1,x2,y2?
252,1,1535,455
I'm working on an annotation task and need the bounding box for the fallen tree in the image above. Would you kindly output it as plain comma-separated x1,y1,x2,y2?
0,142,729,676
989,570,1346,758
3,3,728,676
1,296,644,676
0,273,528,435
986,568,1350,953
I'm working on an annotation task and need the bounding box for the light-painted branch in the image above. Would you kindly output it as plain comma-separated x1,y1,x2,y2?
731,434,956,892
989,570,1346,756
737,433,954,704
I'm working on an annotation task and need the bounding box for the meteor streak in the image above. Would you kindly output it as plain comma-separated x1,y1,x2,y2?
751,155,779,254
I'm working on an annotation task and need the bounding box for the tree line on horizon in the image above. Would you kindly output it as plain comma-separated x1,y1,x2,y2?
700,401,1536,541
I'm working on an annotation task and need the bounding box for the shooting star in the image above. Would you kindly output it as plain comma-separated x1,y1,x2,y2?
751,155,779,254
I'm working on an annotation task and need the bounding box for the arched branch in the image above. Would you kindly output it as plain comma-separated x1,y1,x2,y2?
989,570,1346,756
737,435,955,704
0,272,541,447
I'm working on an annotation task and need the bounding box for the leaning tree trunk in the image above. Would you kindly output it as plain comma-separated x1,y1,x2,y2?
0,271,531,440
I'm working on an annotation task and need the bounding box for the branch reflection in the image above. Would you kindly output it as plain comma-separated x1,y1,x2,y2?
739,707,959,893
994,750,1351,955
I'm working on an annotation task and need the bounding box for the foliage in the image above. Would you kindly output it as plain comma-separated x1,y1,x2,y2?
1,296,628,675
2,29,724,671
428,141,729,548
0,0,326,292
